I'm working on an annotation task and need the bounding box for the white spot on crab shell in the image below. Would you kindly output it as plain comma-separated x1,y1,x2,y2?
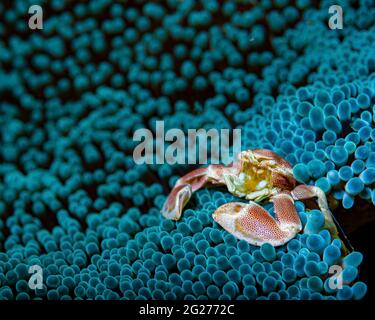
268,160,276,166
256,180,268,190
239,172,246,182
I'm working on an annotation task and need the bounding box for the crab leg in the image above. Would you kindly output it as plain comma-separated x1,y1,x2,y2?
161,165,235,220
291,185,338,236
212,193,301,246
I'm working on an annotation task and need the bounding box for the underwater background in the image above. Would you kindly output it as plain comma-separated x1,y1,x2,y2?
0,0,374,300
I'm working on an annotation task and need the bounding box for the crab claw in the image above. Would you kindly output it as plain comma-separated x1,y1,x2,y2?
161,165,235,220
212,193,302,246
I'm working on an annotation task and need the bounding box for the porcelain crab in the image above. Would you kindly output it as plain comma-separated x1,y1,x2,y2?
161,149,339,247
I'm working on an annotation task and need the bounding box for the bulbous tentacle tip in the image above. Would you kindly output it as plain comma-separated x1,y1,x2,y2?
161,184,192,220
213,201,301,247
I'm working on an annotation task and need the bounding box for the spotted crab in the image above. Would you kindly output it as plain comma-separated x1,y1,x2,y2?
161,149,340,247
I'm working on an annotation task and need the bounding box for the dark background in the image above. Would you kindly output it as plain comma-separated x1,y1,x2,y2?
336,200,375,302
349,221,374,301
